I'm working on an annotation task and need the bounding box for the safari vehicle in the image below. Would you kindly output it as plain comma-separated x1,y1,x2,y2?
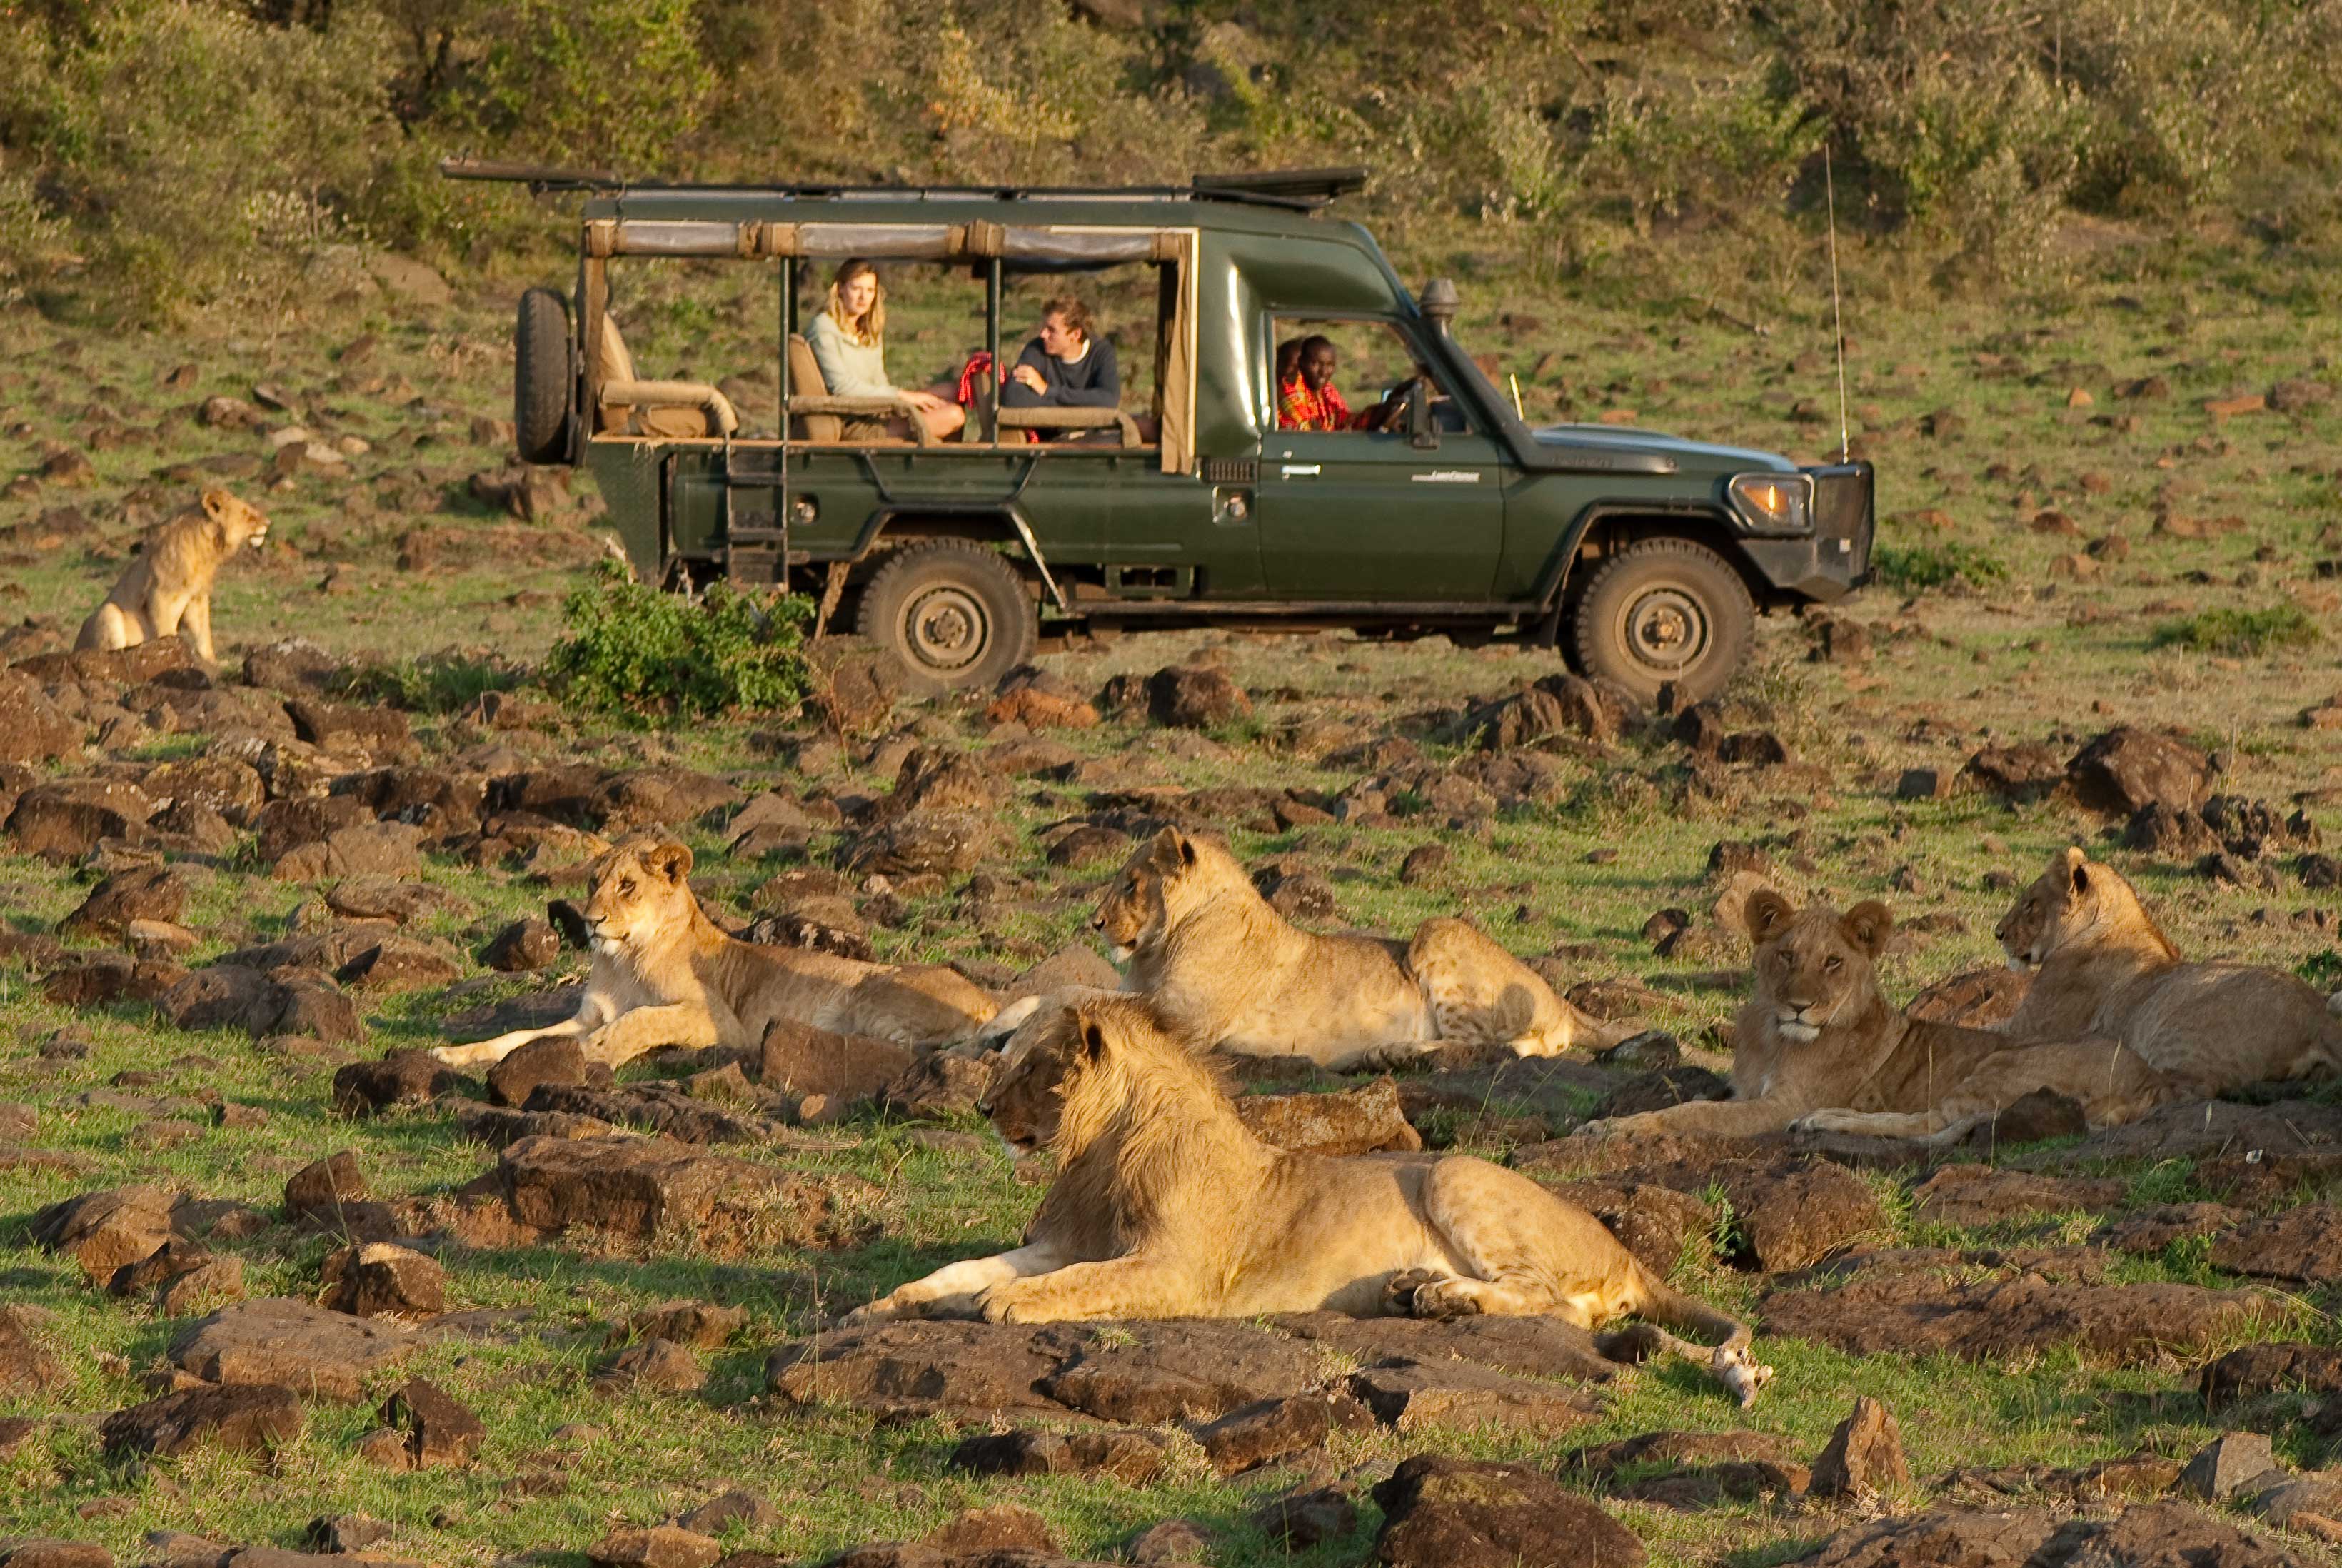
457,161,1874,701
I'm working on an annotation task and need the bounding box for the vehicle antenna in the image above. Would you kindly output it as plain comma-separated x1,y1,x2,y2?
1508,373,1525,422
1824,141,1849,465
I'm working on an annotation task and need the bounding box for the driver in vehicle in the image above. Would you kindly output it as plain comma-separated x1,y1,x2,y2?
1277,334,1416,433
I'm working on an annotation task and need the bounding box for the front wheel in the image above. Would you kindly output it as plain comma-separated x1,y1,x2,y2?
1568,538,1755,705
857,541,1037,696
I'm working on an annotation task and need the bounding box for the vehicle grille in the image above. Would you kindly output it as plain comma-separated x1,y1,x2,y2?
1810,463,1875,583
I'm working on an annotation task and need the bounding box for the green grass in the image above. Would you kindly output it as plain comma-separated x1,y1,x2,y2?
2151,605,2323,658
1871,543,2011,592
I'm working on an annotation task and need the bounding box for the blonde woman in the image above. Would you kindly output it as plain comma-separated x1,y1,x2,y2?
805,259,965,442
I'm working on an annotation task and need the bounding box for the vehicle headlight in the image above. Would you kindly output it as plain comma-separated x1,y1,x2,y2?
1729,472,1812,533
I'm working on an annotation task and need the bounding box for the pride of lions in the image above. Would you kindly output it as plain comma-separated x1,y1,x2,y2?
426,818,2342,1411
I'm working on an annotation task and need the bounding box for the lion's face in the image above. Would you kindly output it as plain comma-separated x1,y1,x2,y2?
1996,848,2097,968
202,488,270,553
579,833,696,953
979,997,1092,1154
1743,888,1891,1045
1092,828,1198,959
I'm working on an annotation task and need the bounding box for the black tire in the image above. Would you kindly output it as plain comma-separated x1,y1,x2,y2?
514,287,574,466
858,541,1037,696
1568,537,1755,705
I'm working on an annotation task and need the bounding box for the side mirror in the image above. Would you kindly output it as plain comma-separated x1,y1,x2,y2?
1407,380,1437,449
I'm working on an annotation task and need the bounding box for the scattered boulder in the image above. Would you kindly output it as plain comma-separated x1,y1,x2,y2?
329,1050,454,1116
100,1384,302,1457
1809,1395,1911,1499
950,1426,1172,1484
1147,663,1250,728
1909,1167,2124,1228
987,667,1100,728
2209,1205,2342,1283
611,1300,748,1351
2066,727,2211,817
30,1184,176,1282
487,1036,587,1108
2199,1342,2342,1413
2178,1432,2284,1502
1252,1485,1358,1549
756,1017,912,1110
0,1305,64,1392
463,1134,875,1254
1347,1357,1602,1434
1372,1454,1646,1568
57,867,187,941
378,1377,486,1469
169,1297,413,1403
593,1337,705,1396
484,916,561,972
320,1242,444,1318
1237,1078,1423,1156
586,1527,721,1568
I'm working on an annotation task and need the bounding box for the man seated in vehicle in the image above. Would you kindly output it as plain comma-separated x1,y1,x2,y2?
1277,334,1416,433
1001,297,1120,433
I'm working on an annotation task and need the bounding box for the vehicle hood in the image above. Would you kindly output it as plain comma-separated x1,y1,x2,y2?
1529,423,1796,473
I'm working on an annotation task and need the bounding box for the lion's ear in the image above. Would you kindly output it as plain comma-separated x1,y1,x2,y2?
200,488,231,521
1840,900,1894,958
645,839,693,884
1742,887,1795,943
2061,846,2089,893
1077,1016,1109,1063
1146,826,1192,874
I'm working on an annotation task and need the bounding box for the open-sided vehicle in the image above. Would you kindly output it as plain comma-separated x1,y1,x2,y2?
458,161,1874,701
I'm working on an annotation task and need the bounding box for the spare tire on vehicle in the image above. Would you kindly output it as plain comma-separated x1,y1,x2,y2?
513,287,575,466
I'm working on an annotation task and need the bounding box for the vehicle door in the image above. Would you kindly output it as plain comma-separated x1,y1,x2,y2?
1252,318,1505,601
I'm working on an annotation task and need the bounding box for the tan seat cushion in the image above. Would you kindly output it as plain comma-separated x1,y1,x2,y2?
594,316,737,438
786,334,843,443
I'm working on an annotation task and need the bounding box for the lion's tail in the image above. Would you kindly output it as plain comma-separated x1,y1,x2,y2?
1599,1270,1773,1409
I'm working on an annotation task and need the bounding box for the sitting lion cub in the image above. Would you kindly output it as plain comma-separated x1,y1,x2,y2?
1997,847,2341,1093
849,992,1771,1407
77,488,269,663
1075,826,1632,1070
1577,888,2178,1144
433,832,995,1070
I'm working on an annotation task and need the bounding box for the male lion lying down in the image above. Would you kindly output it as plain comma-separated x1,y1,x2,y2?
432,832,995,1070
1996,847,2341,1092
1031,826,1633,1070
1577,888,2179,1145
849,992,1770,1407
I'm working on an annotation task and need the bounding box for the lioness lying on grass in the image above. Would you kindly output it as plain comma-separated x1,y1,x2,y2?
1576,888,2179,1145
433,832,995,1070
1044,825,1633,1070
1996,847,2341,1093
850,991,1771,1407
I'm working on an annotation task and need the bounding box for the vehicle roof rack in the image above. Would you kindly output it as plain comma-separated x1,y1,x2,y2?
438,159,1367,211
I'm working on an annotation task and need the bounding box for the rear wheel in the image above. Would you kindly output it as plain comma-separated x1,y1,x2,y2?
513,287,574,466
858,541,1037,695
1569,537,1754,704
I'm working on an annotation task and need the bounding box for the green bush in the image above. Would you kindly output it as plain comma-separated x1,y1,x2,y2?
1873,543,2010,592
546,560,812,725
333,650,526,713
2152,605,2321,657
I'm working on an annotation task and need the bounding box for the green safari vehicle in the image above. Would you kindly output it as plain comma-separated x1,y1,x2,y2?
461,162,1874,702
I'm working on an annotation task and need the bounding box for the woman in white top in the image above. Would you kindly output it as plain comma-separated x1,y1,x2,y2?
805,259,965,443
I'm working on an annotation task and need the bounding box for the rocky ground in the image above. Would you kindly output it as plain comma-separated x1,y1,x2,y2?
3,256,2342,1567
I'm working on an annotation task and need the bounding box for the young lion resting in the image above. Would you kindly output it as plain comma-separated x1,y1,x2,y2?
1996,848,2341,1094
432,833,995,1070
850,992,1771,1407
76,488,269,663
1577,889,2179,1145
1070,826,1632,1070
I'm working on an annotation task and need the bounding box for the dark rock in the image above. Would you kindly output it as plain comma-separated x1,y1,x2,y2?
7,778,156,862
593,1337,704,1395
1035,1320,1322,1424
1125,1521,1216,1566
613,1300,748,1351
677,1489,780,1534
468,1134,875,1253
2067,727,2212,817
2200,1342,2342,1413
1717,1157,1884,1272
1590,1067,1731,1121
1237,1079,1422,1156
838,809,1000,878
2094,1202,2243,1255
484,916,561,971
169,1297,413,1403
1274,1311,1623,1386
0,1304,64,1392
1,1544,116,1568
1909,1167,2124,1228
1147,663,1250,728
1809,1395,1911,1499
283,1150,368,1220
58,867,186,941
1347,1357,1602,1434
1190,1393,1340,1475
1372,1454,1645,1568
949,1426,1172,1484
1791,1510,2062,1568
100,1384,302,1457
2210,1206,2342,1283
1717,730,1789,766
283,696,413,760
1564,1429,1809,1508
330,1050,454,1117
320,1242,444,1317
30,1183,176,1282
756,1017,911,1108
302,1517,391,1554
1250,1486,1357,1550
878,1050,996,1120
586,1527,721,1568
767,1320,1065,1420
379,1376,485,1468
2178,1431,2281,1502
1959,743,2067,803
1987,1086,2090,1145
488,1036,586,1108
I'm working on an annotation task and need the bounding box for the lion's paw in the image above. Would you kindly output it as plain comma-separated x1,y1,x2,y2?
1787,1110,1852,1135
975,1284,1032,1324
838,1300,898,1328
1385,1269,1482,1322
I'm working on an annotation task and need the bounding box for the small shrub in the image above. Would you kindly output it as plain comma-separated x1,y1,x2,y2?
546,559,811,725
2152,605,2321,657
333,650,526,714
1873,543,2010,591
2296,950,2342,992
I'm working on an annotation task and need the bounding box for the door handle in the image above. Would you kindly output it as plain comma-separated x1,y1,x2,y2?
1280,463,1320,477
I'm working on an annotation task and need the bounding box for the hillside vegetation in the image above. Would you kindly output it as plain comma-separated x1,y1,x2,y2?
4,0,2342,315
